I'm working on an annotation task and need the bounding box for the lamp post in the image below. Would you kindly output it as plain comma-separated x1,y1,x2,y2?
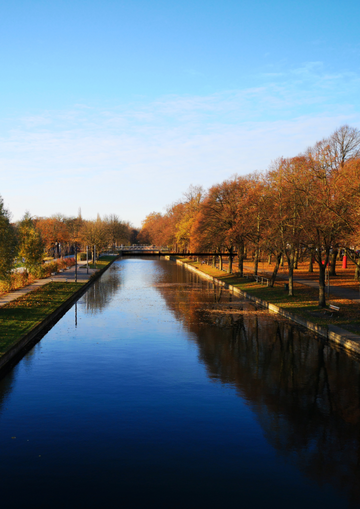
74,243,78,283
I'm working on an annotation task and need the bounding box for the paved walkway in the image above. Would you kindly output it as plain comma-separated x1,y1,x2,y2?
242,264,360,303
0,261,97,308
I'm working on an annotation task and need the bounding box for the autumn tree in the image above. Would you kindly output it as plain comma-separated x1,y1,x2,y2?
266,157,307,295
35,215,70,258
192,183,237,271
138,212,166,246
80,216,110,258
163,203,185,250
104,214,130,250
193,177,257,275
227,176,257,276
337,158,360,280
129,228,139,245
64,215,84,256
138,208,179,249
175,185,204,252
307,125,360,275
241,174,269,276
192,201,228,269
296,149,360,306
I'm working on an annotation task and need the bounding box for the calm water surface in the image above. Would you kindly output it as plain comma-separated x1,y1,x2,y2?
0,258,360,508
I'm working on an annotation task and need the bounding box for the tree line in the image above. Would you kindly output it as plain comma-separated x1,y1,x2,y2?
0,207,134,285
138,125,360,306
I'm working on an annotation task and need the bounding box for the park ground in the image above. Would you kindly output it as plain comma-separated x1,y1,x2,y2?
179,256,360,337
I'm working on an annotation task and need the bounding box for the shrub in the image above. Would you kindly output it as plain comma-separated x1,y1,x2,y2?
79,252,92,261
0,277,11,293
12,271,32,289
56,259,67,270
0,271,36,295
0,257,77,296
64,257,75,267
42,261,58,277
31,266,44,279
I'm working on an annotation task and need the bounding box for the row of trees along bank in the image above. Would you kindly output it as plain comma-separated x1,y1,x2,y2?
138,125,360,307
0,208,134,290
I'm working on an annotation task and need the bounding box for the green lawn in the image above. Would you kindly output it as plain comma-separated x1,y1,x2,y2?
88,255,118,270
0,282,84,355
0,255,118,357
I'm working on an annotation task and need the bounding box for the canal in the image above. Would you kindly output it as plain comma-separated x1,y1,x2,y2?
0,258,359,508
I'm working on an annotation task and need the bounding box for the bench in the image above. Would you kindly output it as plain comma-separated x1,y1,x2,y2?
253,274,269,286
329,304,340,312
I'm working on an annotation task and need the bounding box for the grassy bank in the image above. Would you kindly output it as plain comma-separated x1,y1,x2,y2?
86,255,118,270
179,259,360,336
0,282,84,355
0,256,118,357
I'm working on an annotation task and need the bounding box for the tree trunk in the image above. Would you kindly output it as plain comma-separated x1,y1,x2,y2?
316,248,330,307
237,242,244,277
288,265,294,296
269,253,282,287
228,250,233,273
329,249,338,276
212,255,216,268
344,248,360,281
219,255,223,271
318,263,326,307
268,254,271,265
294,249,298,269
280,254,284,267
254,248,259,275
286,250,295,296
308,249,314,273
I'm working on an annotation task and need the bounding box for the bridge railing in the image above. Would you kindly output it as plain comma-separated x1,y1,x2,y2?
119,245,169,251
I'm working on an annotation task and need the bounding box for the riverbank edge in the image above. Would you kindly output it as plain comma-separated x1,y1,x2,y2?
169,256,360,358
0,255,120,376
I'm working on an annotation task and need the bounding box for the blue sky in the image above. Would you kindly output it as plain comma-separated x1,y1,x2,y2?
1,0,359,226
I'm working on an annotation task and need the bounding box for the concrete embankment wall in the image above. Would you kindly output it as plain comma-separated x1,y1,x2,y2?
171,257,360,358
0,256,119,377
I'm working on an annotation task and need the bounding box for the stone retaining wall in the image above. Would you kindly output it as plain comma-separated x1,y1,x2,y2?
173,257,360,358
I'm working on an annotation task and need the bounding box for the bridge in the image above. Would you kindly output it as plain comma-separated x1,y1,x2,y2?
118,246,236,257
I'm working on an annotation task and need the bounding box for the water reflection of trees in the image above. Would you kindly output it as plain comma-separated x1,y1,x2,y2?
0,368,15,417
154,267,360,506
83,265,122,314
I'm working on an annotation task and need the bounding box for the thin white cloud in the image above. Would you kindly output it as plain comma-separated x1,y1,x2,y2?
0,63,359,224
